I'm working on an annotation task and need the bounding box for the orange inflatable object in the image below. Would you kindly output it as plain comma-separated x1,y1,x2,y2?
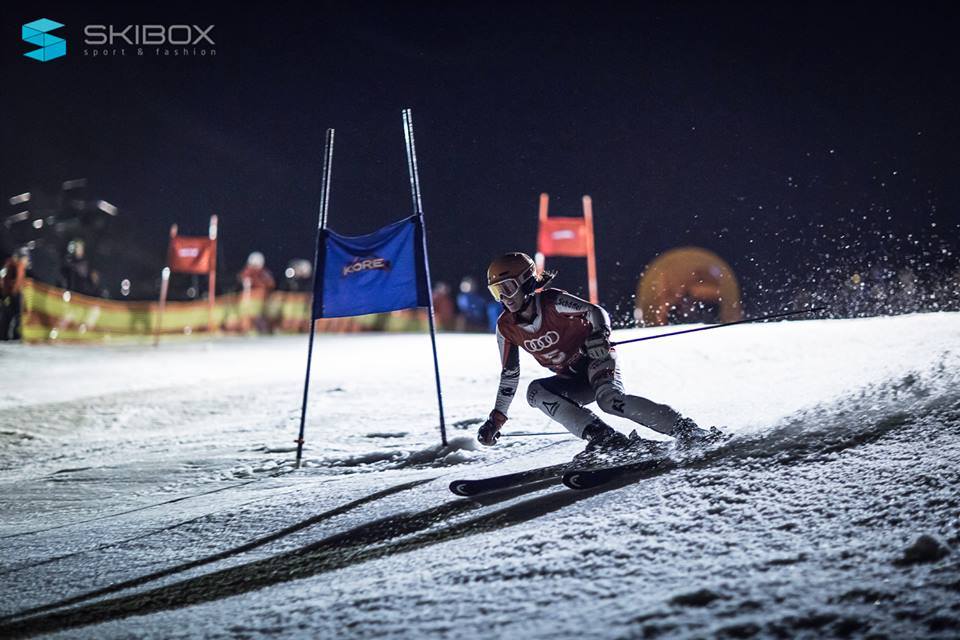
636,247,742,326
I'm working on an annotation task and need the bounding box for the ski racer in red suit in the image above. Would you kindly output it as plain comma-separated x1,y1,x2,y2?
477,252,715,450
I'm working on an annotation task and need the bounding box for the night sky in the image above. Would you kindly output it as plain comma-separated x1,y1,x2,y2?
3,1,959,320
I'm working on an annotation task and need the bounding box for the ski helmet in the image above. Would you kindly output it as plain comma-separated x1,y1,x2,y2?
487,252,538,311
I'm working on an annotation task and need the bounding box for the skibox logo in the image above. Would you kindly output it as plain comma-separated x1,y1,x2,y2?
22,18,66,62
342,256,391,277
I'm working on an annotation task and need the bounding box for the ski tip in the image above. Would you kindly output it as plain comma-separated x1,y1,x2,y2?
449,481,473,496
562,472,589,490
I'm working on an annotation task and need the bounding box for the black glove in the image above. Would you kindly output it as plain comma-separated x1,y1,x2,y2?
477,410,507,446
584,330,611,360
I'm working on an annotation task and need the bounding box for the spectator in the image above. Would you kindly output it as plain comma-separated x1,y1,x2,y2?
59,239,100,296
238,251,276,292
0,251,28,340
237,251,276,333
432,281,455,330
281,259,313,292
456,276,487,331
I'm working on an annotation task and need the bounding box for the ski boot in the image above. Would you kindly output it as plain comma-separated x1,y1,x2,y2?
573,420,636,465
670,417,724,449
583,420,632,451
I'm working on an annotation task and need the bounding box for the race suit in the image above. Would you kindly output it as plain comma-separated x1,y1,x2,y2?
493,288,681,438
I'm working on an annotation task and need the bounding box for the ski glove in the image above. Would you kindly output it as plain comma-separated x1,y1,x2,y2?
477,410,507,446
584,331,611,360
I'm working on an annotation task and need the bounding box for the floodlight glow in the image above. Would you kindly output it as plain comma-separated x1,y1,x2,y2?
97,200,118,215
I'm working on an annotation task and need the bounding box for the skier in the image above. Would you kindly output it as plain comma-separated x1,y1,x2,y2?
477,252,716,451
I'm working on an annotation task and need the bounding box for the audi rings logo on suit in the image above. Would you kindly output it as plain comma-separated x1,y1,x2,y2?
523,331,560,352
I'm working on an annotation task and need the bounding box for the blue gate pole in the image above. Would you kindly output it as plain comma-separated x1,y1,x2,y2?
402,108,448,447
296,128,335,468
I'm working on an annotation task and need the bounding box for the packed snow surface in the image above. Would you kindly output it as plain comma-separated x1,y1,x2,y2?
1,313,959,639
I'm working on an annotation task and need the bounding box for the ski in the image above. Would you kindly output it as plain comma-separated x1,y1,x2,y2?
562,455,676,490
449,462,570,496
452,433,730,495
563,431,733,490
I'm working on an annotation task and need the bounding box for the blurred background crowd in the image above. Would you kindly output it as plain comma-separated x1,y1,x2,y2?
2,176,958,343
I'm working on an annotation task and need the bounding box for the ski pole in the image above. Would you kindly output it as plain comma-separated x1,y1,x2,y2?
612,307,827,347
500,431,569,437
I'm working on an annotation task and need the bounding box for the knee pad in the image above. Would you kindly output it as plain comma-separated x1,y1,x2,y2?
526,380,544,407
596,387,626,416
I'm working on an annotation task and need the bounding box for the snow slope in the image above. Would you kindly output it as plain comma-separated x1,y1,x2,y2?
0,313,958,639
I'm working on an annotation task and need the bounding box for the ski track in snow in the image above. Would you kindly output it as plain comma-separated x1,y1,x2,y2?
0,313,958,639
